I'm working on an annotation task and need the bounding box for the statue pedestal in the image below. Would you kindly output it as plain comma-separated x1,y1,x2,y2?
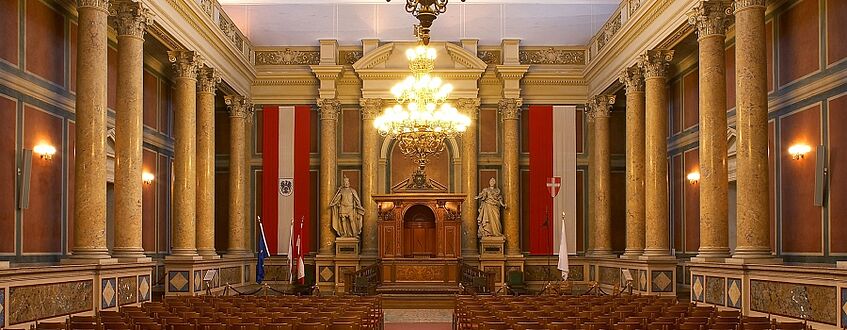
332,237,362,294
335,237,360,257
480,236,505,258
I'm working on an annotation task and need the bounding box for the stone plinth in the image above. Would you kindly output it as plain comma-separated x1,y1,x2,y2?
335,237,360,258
590,257,677,296
838,261,847,269
163,257,254,296
479,236,505,259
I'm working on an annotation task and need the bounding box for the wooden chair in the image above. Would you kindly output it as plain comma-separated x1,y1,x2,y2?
34,322,67,330
773,322,808,330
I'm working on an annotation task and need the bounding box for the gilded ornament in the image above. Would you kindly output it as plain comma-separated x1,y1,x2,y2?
359,98,383,120
78,0,110,11
167,50,201,79
732,0,766,13
498,98,522,121
687,1,733,39
589,94,616,118
454,98,480,120
619,65,645,93
639,49,674,79
255,49,321,65
111,0,152,38
340,50,364,65
596,12,622,51
197,66,220,94
317,98,342,121
477,50,500,65
519,48,585,65
225,95,252,119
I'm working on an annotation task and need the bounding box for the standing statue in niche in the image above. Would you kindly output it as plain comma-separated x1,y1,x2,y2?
475,177,506,237
330,177,365,238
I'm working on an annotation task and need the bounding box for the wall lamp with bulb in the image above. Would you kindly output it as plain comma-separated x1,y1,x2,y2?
33,143,56,160
142,172,155,185
788,144,812,160
687,171,700,185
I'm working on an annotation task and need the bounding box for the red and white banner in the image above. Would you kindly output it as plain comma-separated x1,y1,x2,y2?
262,105,311,256
528,105,576,255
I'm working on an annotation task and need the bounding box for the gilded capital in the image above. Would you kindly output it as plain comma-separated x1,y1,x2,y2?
687,1,733,39
732,0,766,13
197,66,220,94
318,98,342,121
78,0,110,12
589,94,616,118
619,65,645,93
498,98,522,121
359,98,383,121
111,0,152,38
225,95,253,119
639,49,674,79
455,98,481,120
585,105,595,123
168,50,201,79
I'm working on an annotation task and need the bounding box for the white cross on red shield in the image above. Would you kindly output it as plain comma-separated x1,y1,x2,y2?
546,176,561,198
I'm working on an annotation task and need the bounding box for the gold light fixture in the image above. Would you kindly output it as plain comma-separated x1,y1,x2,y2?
33,143,56,160
142,172,155,185
687,171,700,185
788,144,811,160
386,0,466,45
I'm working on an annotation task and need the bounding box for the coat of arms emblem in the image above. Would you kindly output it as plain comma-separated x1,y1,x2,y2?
279,178,293,196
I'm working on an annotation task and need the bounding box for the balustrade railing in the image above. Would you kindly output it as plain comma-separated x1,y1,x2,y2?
345,262,382,295
194,0,255,64
587,0,648,63
459,263,494,295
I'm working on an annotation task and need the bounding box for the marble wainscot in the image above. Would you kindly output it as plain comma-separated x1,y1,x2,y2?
163,256,255,296
587,256,678,296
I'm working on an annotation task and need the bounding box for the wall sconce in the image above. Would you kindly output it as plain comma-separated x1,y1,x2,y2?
788,144,812,160
142,172,155,185
687,172,700,185
33,143,56,160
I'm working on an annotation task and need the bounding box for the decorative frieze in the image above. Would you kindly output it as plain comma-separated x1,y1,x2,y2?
225,95,252,119
167,50,201,79
218,15,244,50
318,98,342,121
339,50,363,65
196,66,220,94
639,49,674,79
687,1,733,39
732,0,766,13
619,65,645,93
498,98,522,121
111,0,152,38
519,48,585,65
477,50,501,65
359,98,383,120
255,49,321,65
596,12,622,51
78,0,110,11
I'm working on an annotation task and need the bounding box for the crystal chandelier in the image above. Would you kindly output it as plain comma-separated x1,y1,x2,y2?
386,0,466,45
374,44,471,189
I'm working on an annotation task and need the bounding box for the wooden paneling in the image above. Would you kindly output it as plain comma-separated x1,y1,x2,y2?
22,105,63,253
780,105,822,254
672,154,683,252
768,120,776,251
478,170,498,189
575,109,584,154
142,70,158,130
610,171,626,252
340,170,360,192
215,111,230,154
310,108,318,153
828,95,847,253
670,80,682,135
520,108,529,154
341,109,360,153
827,0,847,65
610,110,625,155
214,171,229,252
576,170,584,252
107,46,117,110
778,0,820,87
766,21,774,92
0,96,16,253
159,80,171,136
67,121,75,251
25,0,65,86
390,143,449,189
141,150,156,252
157,155,168,253
682,70,699,130
69,22,76,93
684,149,700,253
725,45,736,111
254,110,263,154
479,108,498,153
0,0,19,65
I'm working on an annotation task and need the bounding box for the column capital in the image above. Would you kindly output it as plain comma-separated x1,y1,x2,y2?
168,50,202,79
78,0,110,12
318,98,342,121
619,65,645,93
110,0,152,38
732,0,766,13
225,95,253,119
585,105,596,123
639,49,674,79
455,98,481,120
498,98,522,121
589,94,616,118
687,1,733,39
197,66,220,94
359,98,383,120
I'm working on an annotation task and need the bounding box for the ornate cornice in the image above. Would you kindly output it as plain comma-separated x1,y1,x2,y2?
639,49,674,79
78,0,110,12
455,98,481,120
732,0,766,13
687,1,733,39
619,65,645,93
317,98,342,121
197,66,220,94
589,94,616,118
225,95,252,119
111,0,152,38
255,49,320,65
498,98,522,121
168,50,201,79
519,48,586,65
359,98,383,120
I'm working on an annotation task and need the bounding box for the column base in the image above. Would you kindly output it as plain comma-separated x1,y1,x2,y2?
200,254,221,260
112,247,152,263
638,254,676,261
725,255,782,264
691,249,731,263
165,254,203,261
590,249,616,258
115,256,153,263
619,252,643,259
62,256,118,265
837,261,847,269
223,250,252,259
0,260,9,269
197,248,220,259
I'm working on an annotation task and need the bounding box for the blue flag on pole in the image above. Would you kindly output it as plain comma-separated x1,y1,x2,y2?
257,217,270,283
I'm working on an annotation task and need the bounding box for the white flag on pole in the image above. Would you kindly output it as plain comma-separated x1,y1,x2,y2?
557,212,569,280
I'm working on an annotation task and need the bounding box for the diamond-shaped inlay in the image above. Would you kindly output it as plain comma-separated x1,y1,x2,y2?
728,279,742,308
653,271,672,292
169,271,189,292
138,276,150,302
319,266,334,282
692,276,704,301
0,287,6,326
101,278,116,309
194,271,203,291
640,272,648,291
841,288,847,326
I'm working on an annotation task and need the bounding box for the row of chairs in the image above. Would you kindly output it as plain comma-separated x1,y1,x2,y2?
30,295,383,330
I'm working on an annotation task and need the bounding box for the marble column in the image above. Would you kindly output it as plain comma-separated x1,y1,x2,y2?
586,109,596,254
499,98,521,256
639,49,674,259
359,98,382,257
196,67,220,258
689,1,732,261
457,98,481,256
730,0,776,262
224,95,252,257
69,0,113,262
591,94,615,257
318,98,341,255
619,66,646,258
111,0,150,262
167,50,201,258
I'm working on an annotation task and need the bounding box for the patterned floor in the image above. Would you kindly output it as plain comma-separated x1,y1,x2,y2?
384,309,453,330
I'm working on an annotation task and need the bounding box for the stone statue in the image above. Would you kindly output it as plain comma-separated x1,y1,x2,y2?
329,177,365,238
475,177,506,237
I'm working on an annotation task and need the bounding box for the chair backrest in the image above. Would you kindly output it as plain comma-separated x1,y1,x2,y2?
506,270,525,287
35,322,67,330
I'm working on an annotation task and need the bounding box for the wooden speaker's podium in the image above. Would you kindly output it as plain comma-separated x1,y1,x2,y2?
374,193,463,289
